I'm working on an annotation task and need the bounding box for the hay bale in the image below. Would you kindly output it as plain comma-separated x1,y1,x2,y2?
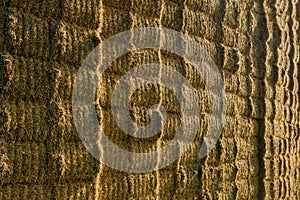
1,0,299,199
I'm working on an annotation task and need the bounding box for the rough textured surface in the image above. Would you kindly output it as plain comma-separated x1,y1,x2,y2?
0,0,299,199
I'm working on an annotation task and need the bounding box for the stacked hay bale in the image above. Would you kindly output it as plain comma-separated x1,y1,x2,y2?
0,0,299,199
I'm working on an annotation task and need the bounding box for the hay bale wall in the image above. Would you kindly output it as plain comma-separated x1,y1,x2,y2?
0,0,299,199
